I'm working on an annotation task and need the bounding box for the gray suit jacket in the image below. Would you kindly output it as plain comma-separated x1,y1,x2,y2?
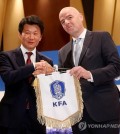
58,30,120,122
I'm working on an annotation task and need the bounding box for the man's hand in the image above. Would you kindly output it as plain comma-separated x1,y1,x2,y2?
69,66,91,80
33,60,54,76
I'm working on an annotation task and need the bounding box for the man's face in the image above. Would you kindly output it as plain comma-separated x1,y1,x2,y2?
19,24,42,51
59,7,83,37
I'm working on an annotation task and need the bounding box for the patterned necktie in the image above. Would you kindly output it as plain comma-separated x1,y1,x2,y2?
26,52,33,64
26,52,33,109
26,52,33,83
74,38,81,66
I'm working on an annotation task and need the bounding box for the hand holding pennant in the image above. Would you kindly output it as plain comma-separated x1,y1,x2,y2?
33,71,84,129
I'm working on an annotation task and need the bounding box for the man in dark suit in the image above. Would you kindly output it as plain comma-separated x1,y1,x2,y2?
0,15,54,134
58,7,120,134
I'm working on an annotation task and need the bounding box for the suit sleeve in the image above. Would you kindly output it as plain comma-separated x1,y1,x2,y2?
0,52,35,86
91,32,120,86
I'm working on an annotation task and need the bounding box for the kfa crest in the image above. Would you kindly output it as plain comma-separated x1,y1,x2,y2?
50,80,65,100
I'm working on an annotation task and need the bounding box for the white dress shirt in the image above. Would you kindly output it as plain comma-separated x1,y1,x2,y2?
20,44,36,68
72,29,93,82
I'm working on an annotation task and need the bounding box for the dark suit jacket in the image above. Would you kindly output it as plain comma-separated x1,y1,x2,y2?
58,30,120,122
0,47,53,131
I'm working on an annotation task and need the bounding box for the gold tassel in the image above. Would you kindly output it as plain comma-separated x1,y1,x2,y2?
32,77,38,89
34,75,84,129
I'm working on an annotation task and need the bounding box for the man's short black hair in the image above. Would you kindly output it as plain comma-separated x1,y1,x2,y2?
18,15,44,34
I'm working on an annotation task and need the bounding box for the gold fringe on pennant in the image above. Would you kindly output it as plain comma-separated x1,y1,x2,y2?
33,76,84,129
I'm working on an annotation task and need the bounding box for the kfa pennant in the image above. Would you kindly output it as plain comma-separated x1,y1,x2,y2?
34,72,83,128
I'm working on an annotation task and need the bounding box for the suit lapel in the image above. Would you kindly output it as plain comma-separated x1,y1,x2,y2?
66,41,75,67
36,51,45,62
36,51,39,62
79,31,93,64
14,48,25,66
15,49,42,65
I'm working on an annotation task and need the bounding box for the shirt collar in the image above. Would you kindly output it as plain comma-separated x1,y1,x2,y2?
72,28,87,42
20,44,36,56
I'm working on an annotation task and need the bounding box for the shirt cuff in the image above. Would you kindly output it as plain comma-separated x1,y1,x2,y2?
87,71,94,82
33,62,35,69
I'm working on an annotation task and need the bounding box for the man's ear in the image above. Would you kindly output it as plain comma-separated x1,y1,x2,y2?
18,32,22,40
39,35,42,42
80,13,83,21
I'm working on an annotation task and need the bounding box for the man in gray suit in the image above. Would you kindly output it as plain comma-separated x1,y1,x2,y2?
58,7,120,134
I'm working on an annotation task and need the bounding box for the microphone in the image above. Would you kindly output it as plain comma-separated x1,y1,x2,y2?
53,64,58,72
53,65,69,73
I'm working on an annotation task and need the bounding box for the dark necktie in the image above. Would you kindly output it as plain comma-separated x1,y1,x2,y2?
26,52,33,83
26,52,33,109
26,52,33,64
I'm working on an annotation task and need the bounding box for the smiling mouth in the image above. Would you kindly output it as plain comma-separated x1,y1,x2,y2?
67,25,72,29
28,42,34,44
66,27,73,31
